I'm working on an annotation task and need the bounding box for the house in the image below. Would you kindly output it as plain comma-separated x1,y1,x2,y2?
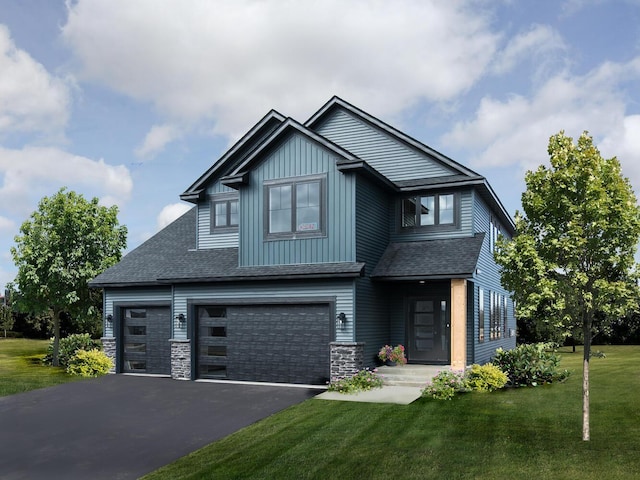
90,96,516,385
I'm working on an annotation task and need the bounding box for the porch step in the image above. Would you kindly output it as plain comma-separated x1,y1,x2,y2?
377,365,450,387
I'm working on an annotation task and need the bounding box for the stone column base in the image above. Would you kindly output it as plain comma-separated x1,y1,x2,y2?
330,342,365,382
170,339,191,380
101,337,116,374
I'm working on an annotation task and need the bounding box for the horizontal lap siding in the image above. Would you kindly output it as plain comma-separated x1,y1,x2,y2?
172,280,355,342
103,287,172,337
198,182,239,249
314,110,455,181
355,176,392,365
390,189,474,242
240,133,355,266
472,192,516,363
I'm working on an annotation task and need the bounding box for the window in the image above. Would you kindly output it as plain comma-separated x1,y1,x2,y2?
265,176,325,238
478,288,485,343
211,197,239,230
489,292,507,340
490,215,502,251
502,296,508,338
401,193,457,228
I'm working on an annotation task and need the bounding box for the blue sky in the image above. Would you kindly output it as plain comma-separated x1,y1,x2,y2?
1,0,639,291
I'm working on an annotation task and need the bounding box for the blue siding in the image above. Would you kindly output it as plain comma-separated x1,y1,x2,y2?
239,133,356,266
471,191,516,363
172,280,356,342
314,109,455,181
390,189,474,242
198,181,239,249
354,176,391,366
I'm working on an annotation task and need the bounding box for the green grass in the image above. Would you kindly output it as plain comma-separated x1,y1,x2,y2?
0,338,80,396
144,345,640,480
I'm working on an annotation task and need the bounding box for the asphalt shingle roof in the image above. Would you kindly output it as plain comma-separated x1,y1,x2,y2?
370,233,485,280
90,208,364,287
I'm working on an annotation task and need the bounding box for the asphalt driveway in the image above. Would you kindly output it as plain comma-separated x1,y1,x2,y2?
0,375,318,480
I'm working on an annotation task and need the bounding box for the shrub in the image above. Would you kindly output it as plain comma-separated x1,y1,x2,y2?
466,363,508,392
493,342,570,387
66,349,112,377
44,333,102,368
422,370,469,400
328,368,384,394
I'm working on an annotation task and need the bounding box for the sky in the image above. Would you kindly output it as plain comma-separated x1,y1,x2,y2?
0,0,640,292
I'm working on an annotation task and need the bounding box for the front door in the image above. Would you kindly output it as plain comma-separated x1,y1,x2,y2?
408,297,450,363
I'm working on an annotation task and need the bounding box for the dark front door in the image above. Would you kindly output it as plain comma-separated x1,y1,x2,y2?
408,297,450,364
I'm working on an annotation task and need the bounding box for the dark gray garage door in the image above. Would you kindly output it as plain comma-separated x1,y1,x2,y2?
196,304,331,384
121,307,171,375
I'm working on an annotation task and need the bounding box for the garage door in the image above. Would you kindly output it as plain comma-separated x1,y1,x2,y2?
121,307,171,375
196,304,331,384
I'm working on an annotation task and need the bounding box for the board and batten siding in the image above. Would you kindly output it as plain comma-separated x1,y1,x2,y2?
239,133,356,266
354,176,392,366
171,280,356,342
471,191,516,363
103,287,172,337
390,189,474,242
313,109,456,181
197,181,239,249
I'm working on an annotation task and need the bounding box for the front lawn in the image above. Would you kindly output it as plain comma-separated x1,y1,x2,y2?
144,345,640,480
0,338,80,396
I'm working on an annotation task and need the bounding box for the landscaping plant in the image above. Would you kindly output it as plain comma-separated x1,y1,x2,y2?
465,363,508,392
327,368,383,394
66,348,112,377
422,370,469,400
377,344,407,365
44,333,101,369
493,342,570,387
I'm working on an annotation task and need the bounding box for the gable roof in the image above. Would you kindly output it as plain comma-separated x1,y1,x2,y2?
305,96,480,178
90,208,364,288
371,233,485,281
220,117,361,188
180,109,286,203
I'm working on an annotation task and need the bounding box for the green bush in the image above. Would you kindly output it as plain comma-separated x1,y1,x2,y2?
466,363,508,392
493,343,570,387
44,333,102,368
66,349,112,377
328,368,383,394
422,370,469,400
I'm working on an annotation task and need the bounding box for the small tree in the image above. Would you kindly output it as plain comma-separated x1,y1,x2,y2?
0,304,14,337
495,131,640,441
10,188,127,366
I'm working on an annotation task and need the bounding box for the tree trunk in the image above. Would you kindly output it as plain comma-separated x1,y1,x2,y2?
582,321,591,441
52,310,61,367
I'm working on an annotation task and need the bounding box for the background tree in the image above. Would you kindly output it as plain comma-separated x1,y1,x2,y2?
10,188,127,366
0,304,14,337
495,131,640,441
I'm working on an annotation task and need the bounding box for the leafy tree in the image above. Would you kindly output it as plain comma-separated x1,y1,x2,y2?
495,131,640,441
10,188,127,366
0,304,14,337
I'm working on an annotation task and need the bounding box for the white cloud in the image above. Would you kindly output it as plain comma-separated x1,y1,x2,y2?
61,0,500,140
0,24,70,137
442,57,640,186
156,203,191,230
135,123,181,158
0,146,133,216
492,24,566,75
0,216,14,232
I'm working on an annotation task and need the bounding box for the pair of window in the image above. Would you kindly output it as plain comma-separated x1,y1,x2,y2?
266,177,324,237
212,198,239,229
402,194,455,228
478,289,511,342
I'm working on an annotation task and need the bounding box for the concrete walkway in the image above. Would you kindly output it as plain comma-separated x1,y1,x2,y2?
315,385,423,405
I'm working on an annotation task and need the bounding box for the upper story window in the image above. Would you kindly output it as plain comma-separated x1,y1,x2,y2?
210,194,239,232
490,215,502,251
401,193,457,229
265,174,325,239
